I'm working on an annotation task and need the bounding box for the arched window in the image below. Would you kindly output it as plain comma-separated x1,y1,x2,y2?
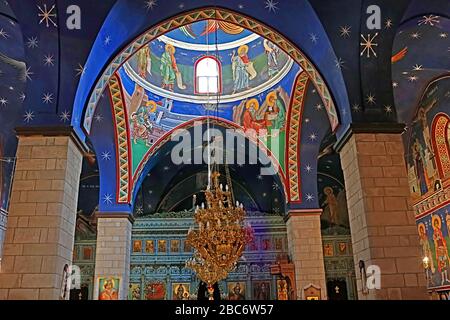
431,113,450,180
195,56,221,94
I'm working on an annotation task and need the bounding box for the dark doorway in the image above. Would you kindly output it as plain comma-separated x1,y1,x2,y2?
70,285,89,300
327,279,348,300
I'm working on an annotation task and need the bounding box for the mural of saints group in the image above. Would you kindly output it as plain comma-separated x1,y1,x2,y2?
406,78,450,289
115,19,300,176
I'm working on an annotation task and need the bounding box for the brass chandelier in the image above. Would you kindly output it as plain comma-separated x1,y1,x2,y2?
186,170,253,299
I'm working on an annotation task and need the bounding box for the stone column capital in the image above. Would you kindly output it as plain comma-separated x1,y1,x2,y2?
95,212,135,224
285,208,322,222
15,125,89,154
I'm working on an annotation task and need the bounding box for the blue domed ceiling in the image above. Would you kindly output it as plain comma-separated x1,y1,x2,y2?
120,19,296,103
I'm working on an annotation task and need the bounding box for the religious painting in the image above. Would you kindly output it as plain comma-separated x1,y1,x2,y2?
253,281,271,300
133,240,142,253
82,246,93,260
337,242,347,255
145,281,166,300
98,277,120,300
304,284,321,300
170,240,180,253
261,238,271,251
172,283,190,300
431,215,450,284
405,80,450,203
128,283,141,300
158,240,167,253
72,247,78,261
276,279,288,300
228,282,246,300
184,241,192,253
416,206,450,288
145,240,155,253
323,243,334,257
275,238,283,251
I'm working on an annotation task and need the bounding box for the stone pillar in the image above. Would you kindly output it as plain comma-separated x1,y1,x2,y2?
0,133,83,299
93,215,132,300
286,209,327,300
338,132,427,300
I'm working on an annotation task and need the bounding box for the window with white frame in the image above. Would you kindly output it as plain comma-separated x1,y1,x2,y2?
195,56,221,94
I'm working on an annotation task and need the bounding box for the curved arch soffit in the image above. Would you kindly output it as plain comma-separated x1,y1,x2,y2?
131,116,288,205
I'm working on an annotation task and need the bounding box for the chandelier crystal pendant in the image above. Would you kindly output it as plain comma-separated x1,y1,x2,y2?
186,171,253,300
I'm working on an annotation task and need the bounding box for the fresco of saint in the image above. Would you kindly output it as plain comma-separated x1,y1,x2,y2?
160,44,185,91
432,215,450,285
242,99,267,139
136,45,151,77
263,39,280,78
413,140,429,195
131,100,157,147
418,222,435,273
231,45,256,94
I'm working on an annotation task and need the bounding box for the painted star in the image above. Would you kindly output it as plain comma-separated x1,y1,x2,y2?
238,4,244,9
262,192,267,197
384,105,393,114
309,33,318,44
163,166,170,171
178,3,185,9
385,19,393,29
26,37,38,48
412,64,423,71
304,118,310,123
272,182,279,190
75,63,86,77
37,4,57,28
352,104,361,112
257,175,263,180
24,67,33,81
102,193,113,205
408,75,418,82
418,15,440,26
144,0,157,10
339,26,351,38
0,97,7,107
23,110,35,123
315,104,323,111
305,164,313,173
0,28,9,39
360,33,378,58
44,54,54,66
18,92,26,102
265,0,279,13
136,206,143,215
42,92,54,104
335,57,345,70
101,151,111,161
439,33,448,39
104,35,111,46
306,194,314,202
309,133,317,141
59,110,70,122
366,93,376,105
392,82,399,88
95,114,103,122
410,32,421,39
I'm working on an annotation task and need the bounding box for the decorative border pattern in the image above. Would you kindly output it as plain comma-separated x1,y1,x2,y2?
108,74,132,203
432,113,450,180
83,8,339,134
285,72,309,203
